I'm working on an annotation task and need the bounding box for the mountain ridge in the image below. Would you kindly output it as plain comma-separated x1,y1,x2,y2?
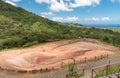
0,0,120,50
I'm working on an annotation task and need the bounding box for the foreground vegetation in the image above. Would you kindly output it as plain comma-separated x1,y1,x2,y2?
66,64,84,78
94,65,120,78
0,0,120,50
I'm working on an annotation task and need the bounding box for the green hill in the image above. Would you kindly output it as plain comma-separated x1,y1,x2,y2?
0,0,120,50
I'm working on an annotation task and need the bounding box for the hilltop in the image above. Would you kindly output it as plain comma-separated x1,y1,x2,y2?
0,0,120,50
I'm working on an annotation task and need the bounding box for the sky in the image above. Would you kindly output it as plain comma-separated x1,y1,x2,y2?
2,0,120,24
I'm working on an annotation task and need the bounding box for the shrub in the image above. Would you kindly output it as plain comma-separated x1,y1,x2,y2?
22,41,39,48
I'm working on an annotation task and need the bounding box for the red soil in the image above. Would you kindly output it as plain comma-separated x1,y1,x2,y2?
0,39,118,71
35,56,56,64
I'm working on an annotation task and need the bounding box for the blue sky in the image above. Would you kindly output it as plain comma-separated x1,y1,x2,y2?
2,0,120,24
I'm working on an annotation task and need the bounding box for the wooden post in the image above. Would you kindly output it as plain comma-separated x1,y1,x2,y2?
107,54,109,58
91,69,94,78
83,69,85,76
66,74,68,78
61,62,63,68
71,58,76,65
106,65,109,75
52,67,54,70
94,56,97,61
85,57,87,63
108,59,111,64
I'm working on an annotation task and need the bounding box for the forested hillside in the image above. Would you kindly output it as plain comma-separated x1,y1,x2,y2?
0,0,120,50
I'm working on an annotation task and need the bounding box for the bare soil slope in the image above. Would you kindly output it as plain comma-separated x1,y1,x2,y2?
0,39,118,71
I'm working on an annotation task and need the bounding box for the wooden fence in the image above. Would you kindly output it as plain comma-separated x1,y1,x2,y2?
91,60,120,78
61,54,108,68
62,54,109,78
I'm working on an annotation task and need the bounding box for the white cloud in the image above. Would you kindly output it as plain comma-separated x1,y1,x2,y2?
12,0,21,2
49,0,73,12
84,17,111,22
101,17,111,21
52,16,79,22
91,17,100,21
84,17,99,21
35,0,100,12
41,11,55,16
52,17,64,22
52,16,112,23
41,15,45,18
6,0,17,6
70,0,100,8
35,0,50,4
66,16,79,21
5,0,21,6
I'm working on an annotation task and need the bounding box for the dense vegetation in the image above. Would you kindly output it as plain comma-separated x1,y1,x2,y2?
0,0,120,50
111,29,120,33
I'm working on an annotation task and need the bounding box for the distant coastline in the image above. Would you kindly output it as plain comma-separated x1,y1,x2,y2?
85,24,120,29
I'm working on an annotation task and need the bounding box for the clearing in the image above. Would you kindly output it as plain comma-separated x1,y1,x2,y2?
0,39,119,71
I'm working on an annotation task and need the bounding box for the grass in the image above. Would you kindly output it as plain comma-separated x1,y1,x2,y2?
66,64,84,78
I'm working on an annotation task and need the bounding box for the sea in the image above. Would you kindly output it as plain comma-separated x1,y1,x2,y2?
85,24,120,29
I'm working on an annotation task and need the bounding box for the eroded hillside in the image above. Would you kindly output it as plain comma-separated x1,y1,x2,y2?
0,39,118,71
